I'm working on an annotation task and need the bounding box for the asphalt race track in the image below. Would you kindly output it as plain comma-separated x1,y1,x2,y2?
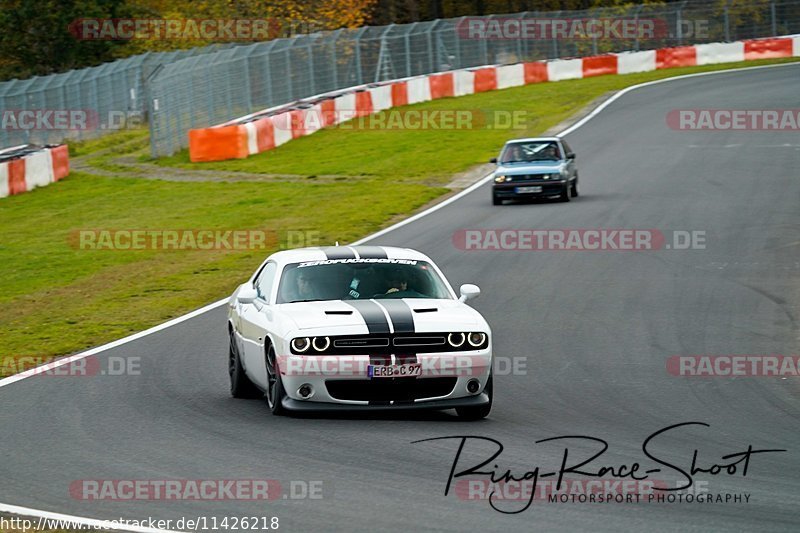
2,64,799,532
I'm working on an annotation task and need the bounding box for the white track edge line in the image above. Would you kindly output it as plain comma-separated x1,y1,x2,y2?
0,59,797,531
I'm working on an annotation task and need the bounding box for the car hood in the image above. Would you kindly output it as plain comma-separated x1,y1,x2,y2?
496,161,565,175
274,299,485,333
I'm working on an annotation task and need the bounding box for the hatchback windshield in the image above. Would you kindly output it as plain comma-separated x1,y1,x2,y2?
500,141,562,163
276,259,452,303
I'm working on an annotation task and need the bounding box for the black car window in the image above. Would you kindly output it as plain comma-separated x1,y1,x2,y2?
276,259,452,303
254,262,278,303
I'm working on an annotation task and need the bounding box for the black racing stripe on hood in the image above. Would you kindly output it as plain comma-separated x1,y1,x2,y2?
321,246,356,259
353,246,388,259
345,300,390,334
376,299,415,334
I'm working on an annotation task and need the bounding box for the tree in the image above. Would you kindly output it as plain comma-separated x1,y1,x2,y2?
0,0,128,79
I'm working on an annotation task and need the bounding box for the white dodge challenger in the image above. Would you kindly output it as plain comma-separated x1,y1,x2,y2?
227,245,493,419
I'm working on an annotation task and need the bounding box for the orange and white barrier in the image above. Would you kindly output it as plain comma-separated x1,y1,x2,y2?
0,144,69,199
188,35,800,163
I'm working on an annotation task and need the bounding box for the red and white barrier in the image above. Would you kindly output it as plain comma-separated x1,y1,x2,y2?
454,70,475,97
406,77,431,104
0,144,69,199
496,64,525,89
546,58,584,81
188,35,800,163
696,42,744,65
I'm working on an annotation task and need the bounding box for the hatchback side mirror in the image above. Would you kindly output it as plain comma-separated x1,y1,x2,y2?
566,153,576,159
489,157,498,164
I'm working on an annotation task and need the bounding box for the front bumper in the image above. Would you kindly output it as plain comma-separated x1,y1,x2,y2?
282,392,490,412
493,180,566,198
277,351,491,409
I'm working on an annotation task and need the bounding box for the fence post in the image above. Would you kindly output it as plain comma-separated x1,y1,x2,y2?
405,23,415,77
770,2,777,36
724,1,730,41
426,22,435,72
307,39,316,95
633,4,643,51
145,64,164,158
355,27,367,85
551,11,561,59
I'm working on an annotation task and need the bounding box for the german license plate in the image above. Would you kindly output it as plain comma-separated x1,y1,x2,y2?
368,363,422,378
516,186,542,193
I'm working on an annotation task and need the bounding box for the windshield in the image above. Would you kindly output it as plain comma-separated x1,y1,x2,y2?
276,259,452,303
500,141,562,163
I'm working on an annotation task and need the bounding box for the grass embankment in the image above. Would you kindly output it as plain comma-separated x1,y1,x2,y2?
1,57,797,375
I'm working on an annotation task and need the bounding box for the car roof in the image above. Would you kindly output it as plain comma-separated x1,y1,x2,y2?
266,246,433,267
503,137,562,144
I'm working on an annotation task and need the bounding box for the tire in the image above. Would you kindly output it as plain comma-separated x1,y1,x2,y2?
559,184,571,202
492,193,502,206
570,177,579,198
456,375,493,420
266,344,287,415
229,330,261,399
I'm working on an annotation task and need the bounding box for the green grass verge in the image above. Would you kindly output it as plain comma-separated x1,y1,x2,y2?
1,57,797,376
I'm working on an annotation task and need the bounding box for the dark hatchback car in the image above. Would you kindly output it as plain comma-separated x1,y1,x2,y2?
490,137,579,205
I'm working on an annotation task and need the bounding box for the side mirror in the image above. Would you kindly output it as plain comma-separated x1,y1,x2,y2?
566,153,576,159
489,157,498,164
459,284,481,302
237,285,258,304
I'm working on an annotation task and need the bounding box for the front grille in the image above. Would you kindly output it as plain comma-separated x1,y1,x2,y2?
292,333,486,355
393,336,446,346
325,377,457,402
333,337,390,348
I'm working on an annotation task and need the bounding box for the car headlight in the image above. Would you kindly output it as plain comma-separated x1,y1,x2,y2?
468,332,487,347
447,332,466,347
494,175,508,183
312,336,330,352
291,337,311,353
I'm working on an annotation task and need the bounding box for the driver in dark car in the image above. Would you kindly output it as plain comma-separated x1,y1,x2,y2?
376,268,426,299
